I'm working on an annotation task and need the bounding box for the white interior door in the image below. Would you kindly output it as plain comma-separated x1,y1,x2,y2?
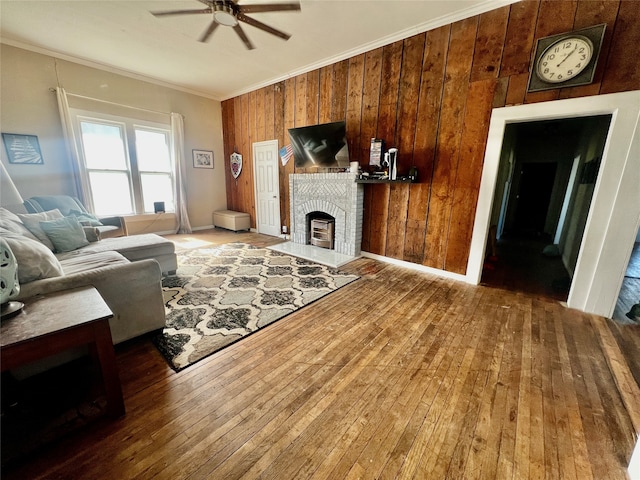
253,140,281,237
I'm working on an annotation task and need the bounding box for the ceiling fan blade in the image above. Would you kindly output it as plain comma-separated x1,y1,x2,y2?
238,3,301,14
151,8,212,17
237,12,291,41
199,20,220,42
233,24,256,50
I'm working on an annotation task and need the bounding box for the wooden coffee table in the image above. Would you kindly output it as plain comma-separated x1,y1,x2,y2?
1,286,125,418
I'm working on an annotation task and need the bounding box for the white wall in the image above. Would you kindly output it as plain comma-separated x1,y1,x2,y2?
0,44,227,231
558,116,611,276
630,437,640,480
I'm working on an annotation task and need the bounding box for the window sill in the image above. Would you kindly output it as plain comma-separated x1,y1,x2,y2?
124,212,176,223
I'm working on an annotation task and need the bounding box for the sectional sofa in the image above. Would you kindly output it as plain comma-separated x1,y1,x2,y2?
0,207,176,374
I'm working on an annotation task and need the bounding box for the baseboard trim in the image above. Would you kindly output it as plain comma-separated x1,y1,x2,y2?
193,224,215,232
361,251,469,284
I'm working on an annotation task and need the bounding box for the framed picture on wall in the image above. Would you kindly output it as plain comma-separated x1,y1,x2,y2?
1,133,44,164
193,149,214,169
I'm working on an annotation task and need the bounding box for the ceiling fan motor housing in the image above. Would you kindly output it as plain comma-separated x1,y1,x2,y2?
212,2,238,27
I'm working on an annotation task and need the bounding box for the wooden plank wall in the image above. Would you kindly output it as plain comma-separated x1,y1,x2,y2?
221,0,639,275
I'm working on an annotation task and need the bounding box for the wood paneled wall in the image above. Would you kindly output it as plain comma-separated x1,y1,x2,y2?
221,0,639,275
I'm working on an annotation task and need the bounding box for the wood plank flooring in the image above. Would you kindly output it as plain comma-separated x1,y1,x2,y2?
3,230,639,479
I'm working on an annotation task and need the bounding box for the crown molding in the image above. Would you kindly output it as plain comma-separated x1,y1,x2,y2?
1,0,520,103
221,0,521,100
0,37,223,101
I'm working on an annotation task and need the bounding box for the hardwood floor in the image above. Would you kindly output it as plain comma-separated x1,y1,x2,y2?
3,230,639,479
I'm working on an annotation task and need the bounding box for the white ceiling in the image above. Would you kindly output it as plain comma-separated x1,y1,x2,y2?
0,0,517,101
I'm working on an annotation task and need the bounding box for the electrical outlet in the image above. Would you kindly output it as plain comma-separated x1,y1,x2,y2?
282,226,288,234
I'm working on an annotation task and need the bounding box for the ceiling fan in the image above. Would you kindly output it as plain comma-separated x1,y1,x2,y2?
151,0,301,50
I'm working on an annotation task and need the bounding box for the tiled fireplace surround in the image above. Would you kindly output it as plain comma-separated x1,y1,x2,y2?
289,173,364,257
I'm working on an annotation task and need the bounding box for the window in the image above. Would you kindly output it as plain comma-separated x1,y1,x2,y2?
72,111,175,216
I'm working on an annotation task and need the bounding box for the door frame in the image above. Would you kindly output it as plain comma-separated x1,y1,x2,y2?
467,90,640,317
252,139,281,236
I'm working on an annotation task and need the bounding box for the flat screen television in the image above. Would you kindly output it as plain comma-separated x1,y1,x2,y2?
288,121,349,168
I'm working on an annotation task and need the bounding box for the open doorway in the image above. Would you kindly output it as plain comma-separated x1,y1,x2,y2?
481,115,612,301
467,91,640,318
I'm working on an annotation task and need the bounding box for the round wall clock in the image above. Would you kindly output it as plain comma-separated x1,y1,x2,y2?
527,24,606,93
536,35,593,84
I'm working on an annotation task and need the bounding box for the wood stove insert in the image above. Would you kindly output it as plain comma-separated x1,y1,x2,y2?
310,218,334,250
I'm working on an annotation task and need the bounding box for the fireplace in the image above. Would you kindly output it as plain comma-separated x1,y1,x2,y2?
289,172,364,257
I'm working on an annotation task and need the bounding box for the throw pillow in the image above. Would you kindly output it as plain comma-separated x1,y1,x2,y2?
0,208,40,242
68,209,103,227
1,231,64,283
17,209,64,251
83,226,100,243
39,216,89,253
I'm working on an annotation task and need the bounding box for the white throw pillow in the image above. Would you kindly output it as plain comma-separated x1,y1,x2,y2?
17,209,64,251
0,207,40,242
1,231,64,283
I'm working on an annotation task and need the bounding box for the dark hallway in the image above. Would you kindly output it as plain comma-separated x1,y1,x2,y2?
482,115,612,303
512,163,557,237
481,233,571,301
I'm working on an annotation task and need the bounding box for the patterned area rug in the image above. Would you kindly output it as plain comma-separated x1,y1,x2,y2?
153,243,359,371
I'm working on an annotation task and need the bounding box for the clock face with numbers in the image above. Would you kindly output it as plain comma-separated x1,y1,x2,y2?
527,24,605,92
536,36,594,83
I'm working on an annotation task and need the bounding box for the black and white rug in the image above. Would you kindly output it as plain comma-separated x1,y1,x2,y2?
153,243,359,371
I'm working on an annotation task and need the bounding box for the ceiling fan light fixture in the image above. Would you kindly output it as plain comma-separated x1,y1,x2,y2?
213,4,238,27
151,0,300,48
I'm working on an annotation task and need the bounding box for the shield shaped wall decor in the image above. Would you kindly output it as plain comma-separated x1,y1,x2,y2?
230,152,243,179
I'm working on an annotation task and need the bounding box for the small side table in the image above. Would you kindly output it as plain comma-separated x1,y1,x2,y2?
1,286,125,418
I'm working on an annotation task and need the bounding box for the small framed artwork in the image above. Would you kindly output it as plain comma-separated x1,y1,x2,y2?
2,133,44,164
193,149,214,169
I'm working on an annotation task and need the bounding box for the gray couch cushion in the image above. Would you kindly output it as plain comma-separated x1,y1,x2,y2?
60,251,129,275
62,233,174,260
54,233,177,274
24,195,85,216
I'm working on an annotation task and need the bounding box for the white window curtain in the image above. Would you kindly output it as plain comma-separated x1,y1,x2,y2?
171,113,192,234
56,87,92,210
